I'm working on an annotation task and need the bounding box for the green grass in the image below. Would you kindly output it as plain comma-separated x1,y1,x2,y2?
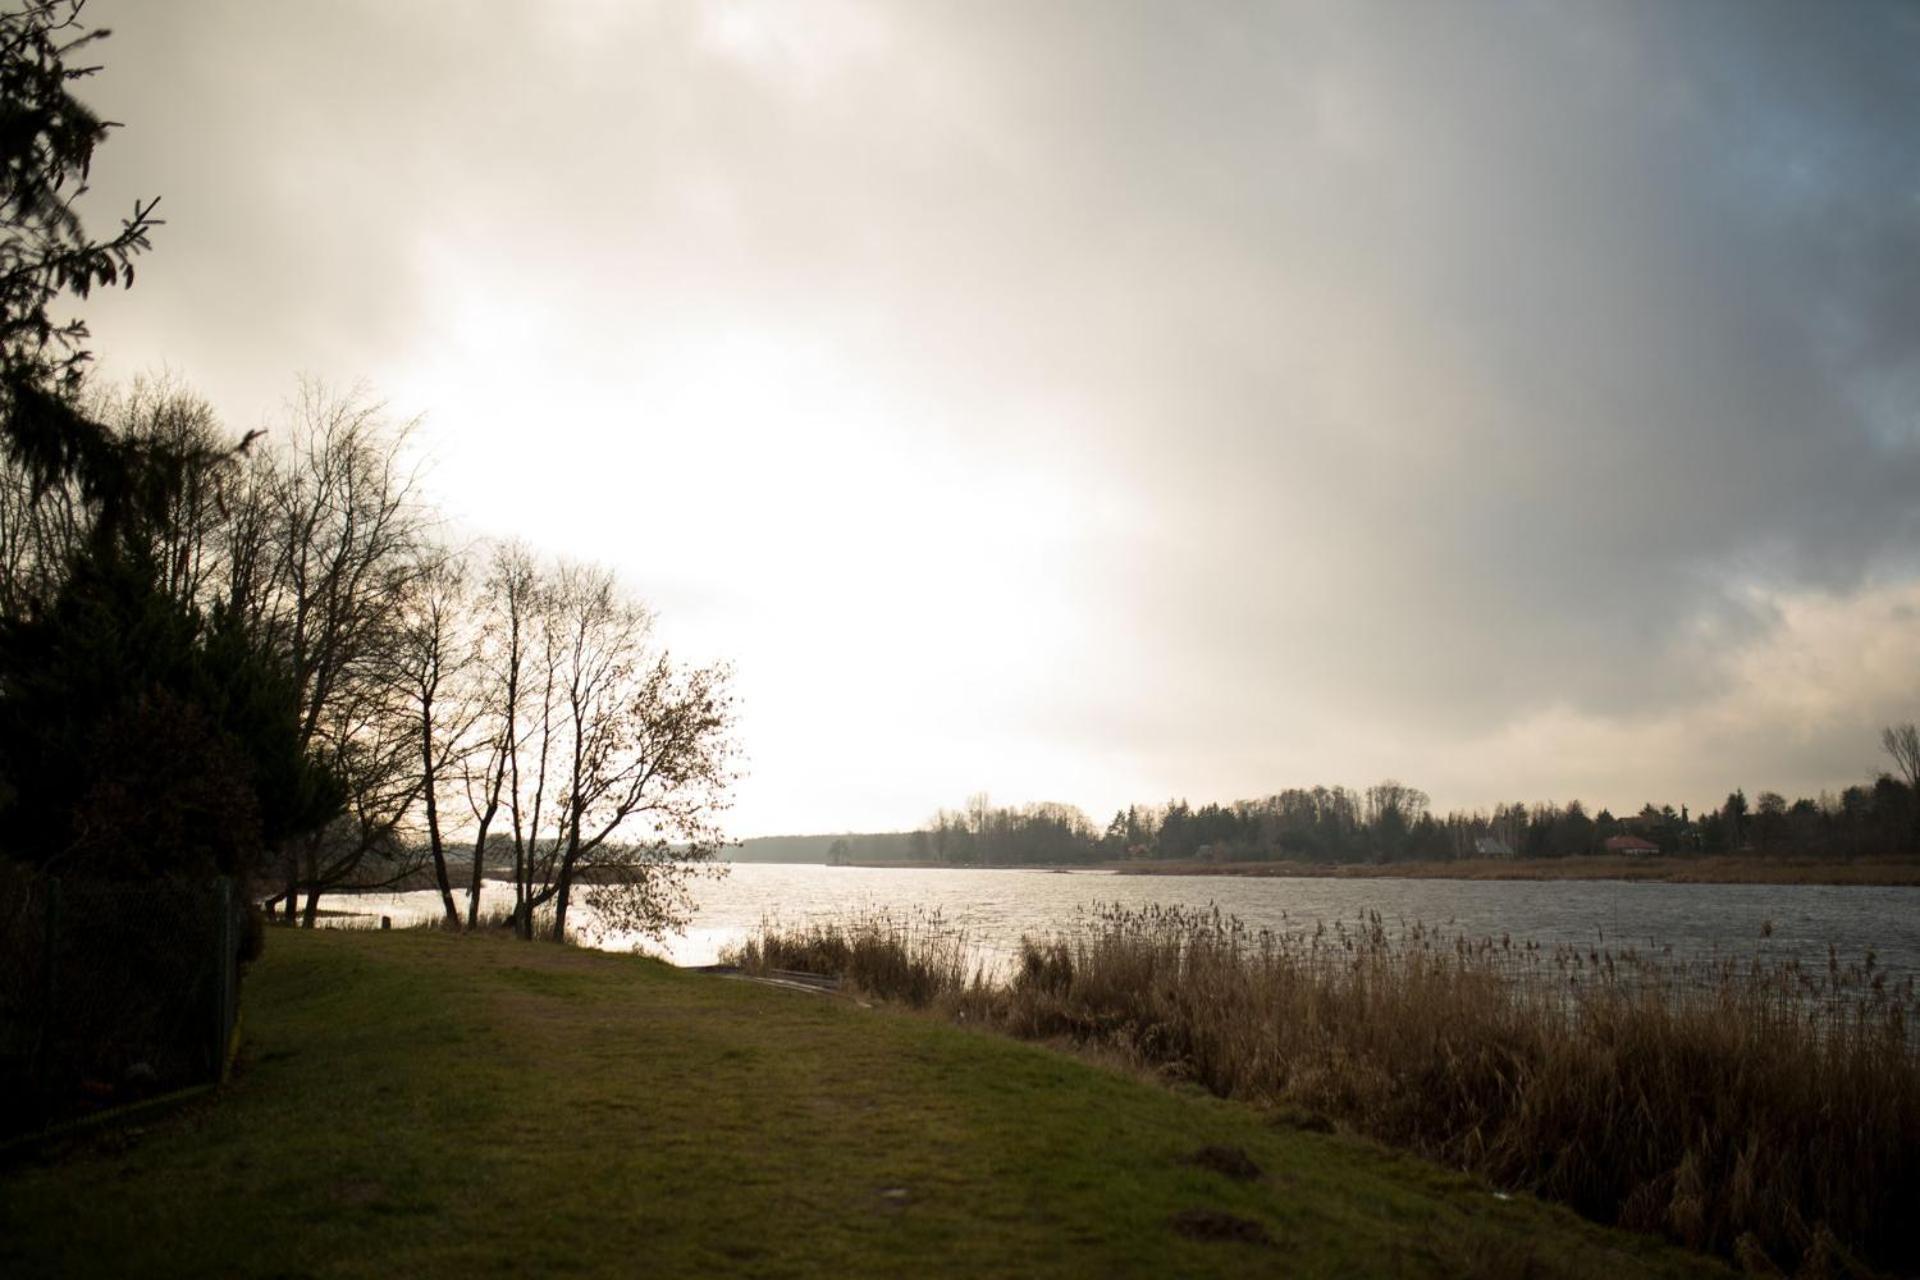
0,930,1727,1279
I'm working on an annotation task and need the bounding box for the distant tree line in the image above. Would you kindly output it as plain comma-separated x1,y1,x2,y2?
919,796,1103,866
914,736,1920,866
728,832,920,864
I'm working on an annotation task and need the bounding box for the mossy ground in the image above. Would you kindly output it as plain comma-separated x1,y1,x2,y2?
0,929,1726,1278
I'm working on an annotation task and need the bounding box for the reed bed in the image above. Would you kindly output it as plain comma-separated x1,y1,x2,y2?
735,903,1920,1277
723,909,982,1008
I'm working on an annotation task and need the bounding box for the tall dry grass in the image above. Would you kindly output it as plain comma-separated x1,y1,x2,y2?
724,909,980,1007
738,904,1919,1276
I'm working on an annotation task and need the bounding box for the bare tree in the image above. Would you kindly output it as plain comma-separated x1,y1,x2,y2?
94,375,258,607
233,383,434,924
455,541,539,926
0,375,232,614
492,560,737,943
0,430,80,610
1884,723,1920,792
564,652,738,941
391,549,484,925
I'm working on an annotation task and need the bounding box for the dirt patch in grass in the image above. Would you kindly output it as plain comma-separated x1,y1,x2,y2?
1171,1208,1275,1246
329,1179,387,1208
1187,1145,1263,1181
1267,1107,1336,1134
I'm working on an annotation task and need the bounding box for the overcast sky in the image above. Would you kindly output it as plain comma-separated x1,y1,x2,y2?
74,1,1920,835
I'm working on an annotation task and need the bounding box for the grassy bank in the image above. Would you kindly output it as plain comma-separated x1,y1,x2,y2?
1117,854,1920,885
732,908,1918,1276
0,930,1726,1279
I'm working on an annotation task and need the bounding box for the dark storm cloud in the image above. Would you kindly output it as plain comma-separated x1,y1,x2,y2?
946,0,1920,730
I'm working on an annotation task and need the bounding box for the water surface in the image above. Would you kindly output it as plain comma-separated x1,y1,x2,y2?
318,862,1920,979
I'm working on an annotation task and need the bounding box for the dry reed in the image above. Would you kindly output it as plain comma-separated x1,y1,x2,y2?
723,909,981,1007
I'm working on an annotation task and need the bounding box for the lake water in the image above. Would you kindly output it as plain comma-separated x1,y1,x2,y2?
318,862,1920,980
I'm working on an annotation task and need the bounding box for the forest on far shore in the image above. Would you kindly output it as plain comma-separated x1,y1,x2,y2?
731,728,1920,868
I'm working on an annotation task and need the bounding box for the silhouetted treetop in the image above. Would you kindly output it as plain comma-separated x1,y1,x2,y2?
0,0,163,519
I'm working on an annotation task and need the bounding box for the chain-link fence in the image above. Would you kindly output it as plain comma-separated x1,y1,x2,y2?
0,870,244,1139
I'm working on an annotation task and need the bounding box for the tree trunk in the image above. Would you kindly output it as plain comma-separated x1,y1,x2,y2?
511,882,534,940
421,690,458,926
465,822,489,929
424,779,456,924
551,868,570,942
465,759,504,928
512,852,529,939
301,888,320,928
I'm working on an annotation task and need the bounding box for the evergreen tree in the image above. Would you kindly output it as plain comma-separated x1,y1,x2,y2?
0,538,341,877
1,1,164,518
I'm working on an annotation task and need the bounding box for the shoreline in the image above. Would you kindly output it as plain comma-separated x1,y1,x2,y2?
741,854,1920,887
1115,854,1920,886
315,853,1920,892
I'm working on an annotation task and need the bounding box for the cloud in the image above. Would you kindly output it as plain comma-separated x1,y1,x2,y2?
75,0,1920,830
1424,579,1920,813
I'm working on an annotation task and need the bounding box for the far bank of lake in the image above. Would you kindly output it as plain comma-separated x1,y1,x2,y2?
1112,853,1920,885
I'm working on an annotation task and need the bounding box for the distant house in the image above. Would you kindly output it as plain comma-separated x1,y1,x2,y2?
1473,837,1514,859
1603,835,1660,858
